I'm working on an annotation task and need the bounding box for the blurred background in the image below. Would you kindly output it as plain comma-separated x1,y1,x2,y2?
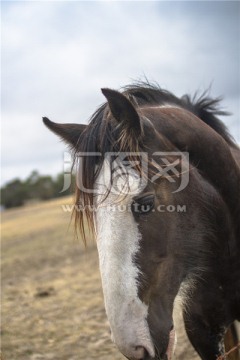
1,1,240,189
1,1,239,360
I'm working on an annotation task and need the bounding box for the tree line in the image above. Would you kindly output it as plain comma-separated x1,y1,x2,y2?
1,170,75,209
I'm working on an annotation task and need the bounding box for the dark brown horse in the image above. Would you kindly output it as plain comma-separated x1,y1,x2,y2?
43,83,240,360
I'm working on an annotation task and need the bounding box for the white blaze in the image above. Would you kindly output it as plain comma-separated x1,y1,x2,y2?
94,161,155,358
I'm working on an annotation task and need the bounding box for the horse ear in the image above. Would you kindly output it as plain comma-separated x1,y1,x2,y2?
43,117,86,148
101,88,141,135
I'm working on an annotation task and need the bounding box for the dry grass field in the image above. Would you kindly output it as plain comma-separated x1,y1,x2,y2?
1,196,201,360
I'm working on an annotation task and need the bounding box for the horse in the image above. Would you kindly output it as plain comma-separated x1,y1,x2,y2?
43,82,240,360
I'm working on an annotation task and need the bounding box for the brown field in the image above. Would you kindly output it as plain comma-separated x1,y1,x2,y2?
1,196,201,360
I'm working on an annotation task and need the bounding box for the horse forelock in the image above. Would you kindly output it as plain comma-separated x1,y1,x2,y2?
72,101,145,242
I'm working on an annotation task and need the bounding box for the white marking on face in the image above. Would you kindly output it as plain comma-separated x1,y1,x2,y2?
94,160,155,358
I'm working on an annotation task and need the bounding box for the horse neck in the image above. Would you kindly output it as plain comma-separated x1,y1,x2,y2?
144,107,240,242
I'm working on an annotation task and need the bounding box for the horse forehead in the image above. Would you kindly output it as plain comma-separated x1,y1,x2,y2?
94,160,143,203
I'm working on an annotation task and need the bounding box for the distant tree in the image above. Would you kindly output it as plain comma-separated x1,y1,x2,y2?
1,179,28,208
0,171,75,209
35,176,56,200
26,170,40,185
25,170,41,199
26,171,57,200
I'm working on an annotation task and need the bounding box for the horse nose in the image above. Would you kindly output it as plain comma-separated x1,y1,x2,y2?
127,346,151,360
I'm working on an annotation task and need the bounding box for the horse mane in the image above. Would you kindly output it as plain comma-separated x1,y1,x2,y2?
122,81,236,147
73,81,237,242
181,92,236,147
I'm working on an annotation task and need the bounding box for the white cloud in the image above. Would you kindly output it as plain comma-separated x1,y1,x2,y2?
1,1,239,185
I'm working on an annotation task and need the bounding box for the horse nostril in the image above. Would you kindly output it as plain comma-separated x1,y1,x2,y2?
126,346,150,360
142,347,153,360
136,346,151,360
134,346,145,359
124,345,154,360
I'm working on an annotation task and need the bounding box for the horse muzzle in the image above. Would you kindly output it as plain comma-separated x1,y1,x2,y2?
116,327,176,360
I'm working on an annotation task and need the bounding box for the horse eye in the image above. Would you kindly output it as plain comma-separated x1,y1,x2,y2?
131,194,155,215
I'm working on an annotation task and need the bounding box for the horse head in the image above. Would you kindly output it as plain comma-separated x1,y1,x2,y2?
43,85,240,360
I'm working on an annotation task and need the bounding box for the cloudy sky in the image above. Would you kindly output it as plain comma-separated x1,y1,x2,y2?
2,1,240,186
